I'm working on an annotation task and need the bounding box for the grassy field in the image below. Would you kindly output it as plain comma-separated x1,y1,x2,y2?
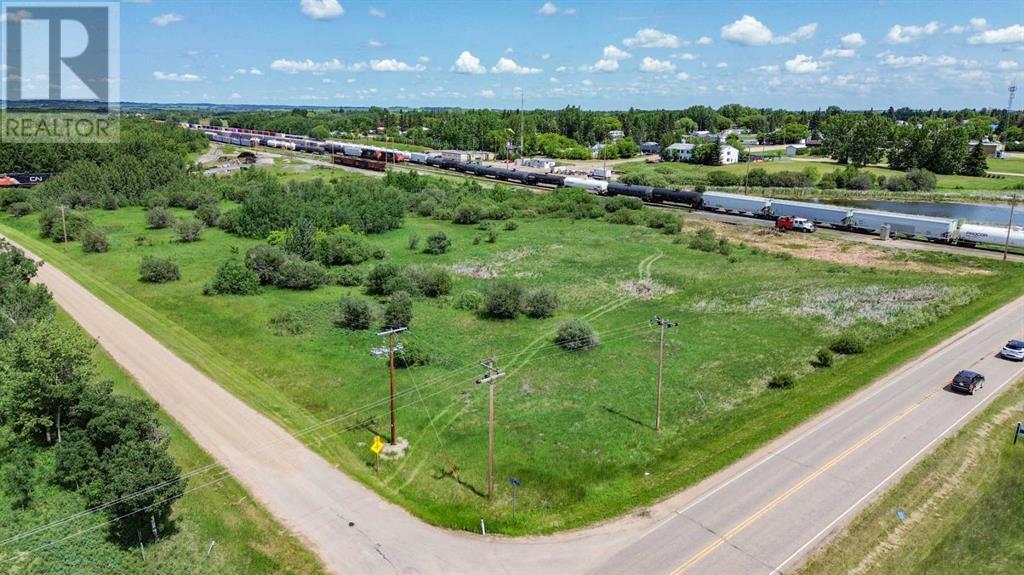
796,376,1024,575
987,156,1024,175
617,159,1024,196
0,313,323,575
2,190,1023,536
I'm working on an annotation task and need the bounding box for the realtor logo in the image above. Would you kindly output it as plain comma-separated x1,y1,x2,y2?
2,1,120,143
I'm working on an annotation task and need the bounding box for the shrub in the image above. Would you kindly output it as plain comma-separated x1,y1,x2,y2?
138,256,180,283
268,311,307,336
204,259,260,295
407,233,420,250
452,203,485,224
245,244,288,284
453,290,484,311
830,336,866,355
195,203,221,227
554,319,598,351
80,227,109,253
814,348,834,368
335,297,374,330
486,229,499,243
328,266,364,287
646,211,682,234
283,219,317,261
423,231,451,255
767,373,796,389
689,228,720,252
39,208,93,242
174,218,205,243
365,262,410,296
707,171,742,187
694,184,707,193
522,288,558,318
382,291,413,329
274,258,327,290
605,195,644,212
6,202,31,217
606,209,642,225
217,208,241,233
412,266,453,298
482,280,524,319
318,232,374,266
394,339,431,368
145,206,175,229
503,220,519,231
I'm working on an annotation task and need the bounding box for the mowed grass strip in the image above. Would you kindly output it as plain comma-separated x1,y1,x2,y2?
0,312,324,575
796,376,1024,575
2,200,1022,535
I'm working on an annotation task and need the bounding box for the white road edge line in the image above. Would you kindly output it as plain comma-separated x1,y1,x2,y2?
771,361,1024,575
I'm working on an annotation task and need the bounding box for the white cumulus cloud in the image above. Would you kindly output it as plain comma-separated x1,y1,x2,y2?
418,56,431,63
369,6,386,17
998,60,1019,70
603,45,632,60
675,52,696,60
696,36,713,45
592,59,619,72
878,52,929,67
153,71,201,82
840,32,865,47
270,58,346,73
970,17,987,30
491,57,542,74
300,0,343,20
784,54,824,74
968,24,1024,45
481,89,495,98
886,21,939,43
639,57,675,73
823,48,855,58
676,72,690,80
230,92,241,99
453,51,486,74
721,15,816,46
368,40,384,48
234,67,264,75
715,62,728,68
151,13,184,27
370,59,425,72
623,28,680,49
538,2,558,15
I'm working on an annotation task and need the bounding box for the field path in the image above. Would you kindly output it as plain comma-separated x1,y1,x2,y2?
7,233,1024,575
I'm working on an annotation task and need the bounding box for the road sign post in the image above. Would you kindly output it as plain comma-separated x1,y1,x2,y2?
371,435,384,474
508,477,521,518
1015,422,1023,445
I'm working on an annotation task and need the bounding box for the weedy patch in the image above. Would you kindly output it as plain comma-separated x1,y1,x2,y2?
795,285,953,326
619,278,676,300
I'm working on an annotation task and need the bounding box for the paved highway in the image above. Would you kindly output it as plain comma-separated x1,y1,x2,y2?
7,234,1024,574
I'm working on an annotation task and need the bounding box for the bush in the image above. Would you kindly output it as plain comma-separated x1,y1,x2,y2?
412,266,453,298
814,348,834,368
7,202,32,217
394,339,431,368
829,336,866,355
767,373,796,389
522,288,558,318
707,171,742,187
486,229,499,243
328,266,364,287
365,262,413,296
218,208,241,233
423,231,451,255
382,291,413,329
407,233,420,250
503,220,519,231
245,244,288,284
605,195,644,212
452,203,485,224
138,256,180,283
554,319,598,351
174,218,204,243
689,228,721,252
453,290,484,311
145,206,175,229
39,208,93,242
80,227,109,253
335,297,374,330
195,203,221,227
273,258,327,290
482,280,524,319
646,211,682,234
318,232,374,266
204,259,260,295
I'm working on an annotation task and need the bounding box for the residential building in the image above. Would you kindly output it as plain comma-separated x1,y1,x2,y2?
785,144,807,156
719,144,739,165
608,130,625,140
640,142,662,154
968,139,1005,158
664,142,696,161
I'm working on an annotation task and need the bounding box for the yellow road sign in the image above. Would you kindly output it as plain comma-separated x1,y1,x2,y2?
370,435,384,455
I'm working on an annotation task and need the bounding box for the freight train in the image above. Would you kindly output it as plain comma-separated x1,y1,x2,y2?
186,123,1022,250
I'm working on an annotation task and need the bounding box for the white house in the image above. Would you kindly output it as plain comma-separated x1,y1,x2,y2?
591,143,606,157
785,144,807,156
719,144,739,165
664,142,696,161
608,130,625,140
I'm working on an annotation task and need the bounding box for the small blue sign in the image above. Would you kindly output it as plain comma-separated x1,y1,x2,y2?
896,510,906,522
509,477,521,488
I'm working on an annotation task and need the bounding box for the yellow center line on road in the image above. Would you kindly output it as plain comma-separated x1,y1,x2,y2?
668,386,943,575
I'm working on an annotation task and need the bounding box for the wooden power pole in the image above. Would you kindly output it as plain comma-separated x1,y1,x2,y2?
476,358,505,499
377,326,407,445
1003,194,1018,264
652,316,677,432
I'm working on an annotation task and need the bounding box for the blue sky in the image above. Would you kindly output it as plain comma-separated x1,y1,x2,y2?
90,0,1024,108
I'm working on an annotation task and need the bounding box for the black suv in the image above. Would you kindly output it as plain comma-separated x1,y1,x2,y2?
950,370,985,395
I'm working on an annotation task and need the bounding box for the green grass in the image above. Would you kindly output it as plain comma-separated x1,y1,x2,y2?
618,159,1024,196
0,312,324,575
796,376,1024,575
2,199,1022,536
987,156,1024,175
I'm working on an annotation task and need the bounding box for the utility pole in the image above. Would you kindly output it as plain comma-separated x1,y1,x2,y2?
519,88,525,159
476,358,505,499
1004,194,1018,264
60,204,69,252
652,316,677,432
377,326,407,444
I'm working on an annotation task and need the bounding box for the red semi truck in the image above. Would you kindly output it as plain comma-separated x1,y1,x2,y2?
775,216,816,233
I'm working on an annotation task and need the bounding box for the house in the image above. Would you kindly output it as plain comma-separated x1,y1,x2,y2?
740,136,759,146
640,142,662,154
785,144,807,156
608,130,625,141
969,139,1005,158
719,144,739,165
664,142,696,161
591,143,607,157
690,130,718,142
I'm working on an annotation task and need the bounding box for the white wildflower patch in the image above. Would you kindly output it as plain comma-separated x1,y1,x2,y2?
619,278,676,300
795,285,953,326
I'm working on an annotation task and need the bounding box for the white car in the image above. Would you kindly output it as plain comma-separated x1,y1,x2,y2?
999,340,1024,361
